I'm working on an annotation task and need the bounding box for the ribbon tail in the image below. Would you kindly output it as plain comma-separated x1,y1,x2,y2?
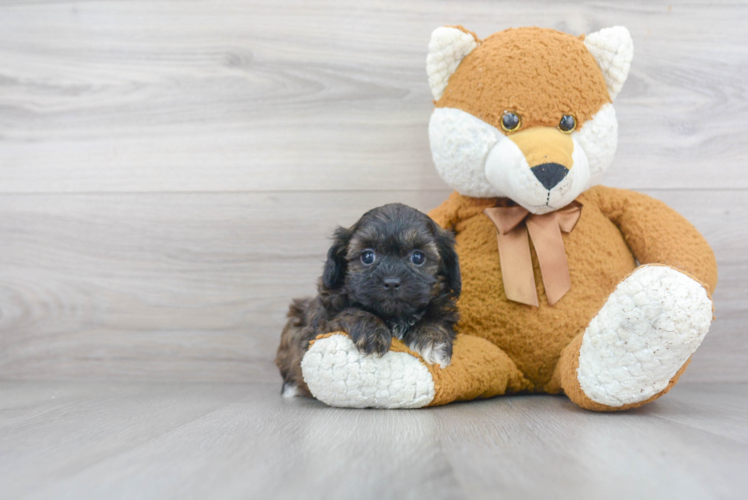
526,216,571,306
557,201,584,233
496,226,539,307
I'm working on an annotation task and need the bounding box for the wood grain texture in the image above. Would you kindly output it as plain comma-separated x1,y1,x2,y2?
1,380,747,499
0,0,745,385
0,189,744,383
0,0,747,192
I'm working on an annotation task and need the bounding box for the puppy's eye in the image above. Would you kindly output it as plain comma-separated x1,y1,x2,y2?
501,111,521,133
360,250,376,265
410,251,425,266
558,114,576,133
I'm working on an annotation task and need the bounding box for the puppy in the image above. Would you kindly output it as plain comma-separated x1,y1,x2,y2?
275,203,461,397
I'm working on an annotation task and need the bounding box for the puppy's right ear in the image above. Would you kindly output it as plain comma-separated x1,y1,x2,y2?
433,223,462,297
322,226,352,290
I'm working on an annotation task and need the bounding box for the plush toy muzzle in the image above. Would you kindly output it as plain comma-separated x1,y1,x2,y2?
483,126,591,214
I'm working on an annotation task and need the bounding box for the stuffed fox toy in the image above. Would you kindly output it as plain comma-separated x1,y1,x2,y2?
298,25,718,410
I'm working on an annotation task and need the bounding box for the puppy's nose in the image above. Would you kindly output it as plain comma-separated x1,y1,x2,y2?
531,162,569,190
382,277,401,290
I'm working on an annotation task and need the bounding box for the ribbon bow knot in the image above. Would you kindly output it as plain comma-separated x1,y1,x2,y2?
483,201,583,307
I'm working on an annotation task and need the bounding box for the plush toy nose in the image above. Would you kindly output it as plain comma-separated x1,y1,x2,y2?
507,126,575,189
531,162,569,190
382,277,401,290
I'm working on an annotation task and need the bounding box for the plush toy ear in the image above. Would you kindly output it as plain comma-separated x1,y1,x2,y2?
322,226,352,290
426,26,480,101
584,26,634,101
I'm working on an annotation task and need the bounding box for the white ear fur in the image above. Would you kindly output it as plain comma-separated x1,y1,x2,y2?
426,27,479,101
584,26,634,100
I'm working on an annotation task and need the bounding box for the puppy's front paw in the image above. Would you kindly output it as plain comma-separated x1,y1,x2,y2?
415,341,452,368
406,324,454,368
351,324,392,357
281,382,300,398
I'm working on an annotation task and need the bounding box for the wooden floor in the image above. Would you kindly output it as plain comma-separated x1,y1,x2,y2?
1,381,747,500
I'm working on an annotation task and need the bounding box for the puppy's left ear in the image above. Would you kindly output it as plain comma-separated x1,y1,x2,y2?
322,226,352,290
433,224,461,297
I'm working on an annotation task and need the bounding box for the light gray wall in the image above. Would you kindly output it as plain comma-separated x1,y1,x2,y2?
1,0,745,383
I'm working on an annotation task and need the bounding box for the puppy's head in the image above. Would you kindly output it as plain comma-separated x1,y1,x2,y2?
322,203,460,319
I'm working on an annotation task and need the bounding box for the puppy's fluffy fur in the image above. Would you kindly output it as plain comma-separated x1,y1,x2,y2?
276,203,461,397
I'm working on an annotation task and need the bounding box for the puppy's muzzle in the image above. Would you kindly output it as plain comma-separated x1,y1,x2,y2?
382,277,402,290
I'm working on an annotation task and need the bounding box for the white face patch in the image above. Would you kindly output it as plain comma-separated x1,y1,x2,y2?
575,103,618,186
429,105,618,212
429,107,502,199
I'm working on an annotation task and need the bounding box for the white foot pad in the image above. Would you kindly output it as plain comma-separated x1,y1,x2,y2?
300,335,435,409
578,266,713,407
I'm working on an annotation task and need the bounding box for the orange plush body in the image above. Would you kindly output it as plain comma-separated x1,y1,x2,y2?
426,186,716,410
298,26,717,411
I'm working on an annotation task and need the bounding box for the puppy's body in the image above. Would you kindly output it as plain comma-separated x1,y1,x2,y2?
276,203,461,398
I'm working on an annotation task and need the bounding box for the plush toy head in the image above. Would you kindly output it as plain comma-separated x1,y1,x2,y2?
427,26,633,214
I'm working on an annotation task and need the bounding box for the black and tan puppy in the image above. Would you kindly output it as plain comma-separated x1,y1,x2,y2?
276,203,461,397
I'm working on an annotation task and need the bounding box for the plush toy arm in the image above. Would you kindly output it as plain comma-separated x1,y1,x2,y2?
301,333,530,408
590,185,718,294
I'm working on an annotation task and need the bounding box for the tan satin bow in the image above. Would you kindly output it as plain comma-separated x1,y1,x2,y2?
483,201,583,307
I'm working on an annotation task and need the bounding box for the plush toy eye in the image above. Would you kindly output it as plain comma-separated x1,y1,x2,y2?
558,115,576,133
501,112,521,133
360,250,376,265
410,251,425,266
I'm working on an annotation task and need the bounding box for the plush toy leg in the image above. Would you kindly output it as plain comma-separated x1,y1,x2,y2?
301,333,530,409
551,265,713,411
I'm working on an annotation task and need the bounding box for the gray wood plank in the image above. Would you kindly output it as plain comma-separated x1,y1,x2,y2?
0,381,253,499
0,189,744,383
1,381,747,500
644,383,748,444
0,190,450,382
0,0,747,193
434,384,748,500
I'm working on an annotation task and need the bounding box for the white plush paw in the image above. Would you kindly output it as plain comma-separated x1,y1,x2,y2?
577,265,713,407
413,342,451,369
300,335,436,409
